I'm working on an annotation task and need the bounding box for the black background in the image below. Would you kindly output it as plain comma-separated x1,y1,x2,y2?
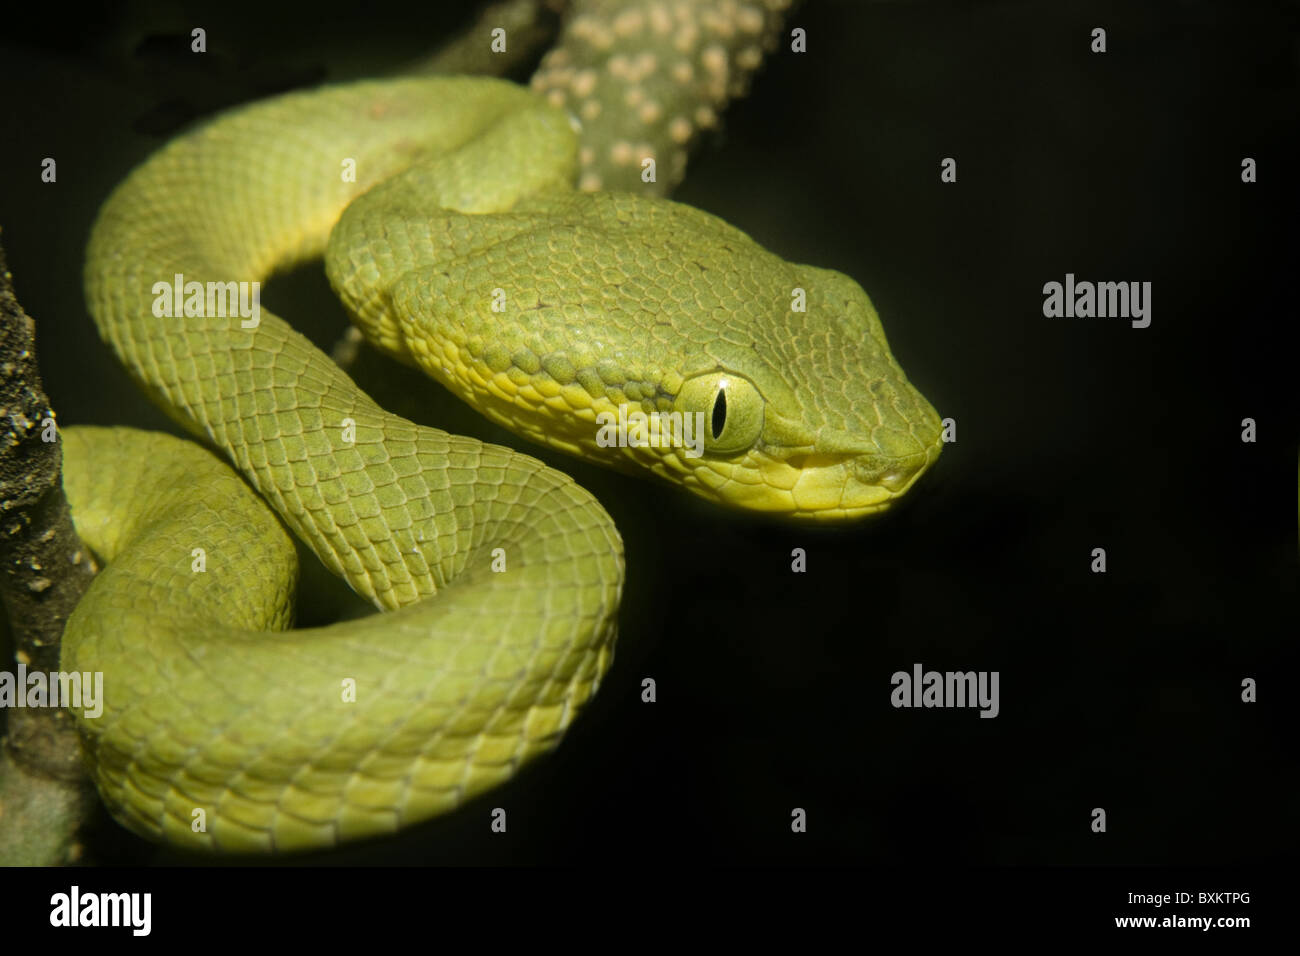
0,0,1296,867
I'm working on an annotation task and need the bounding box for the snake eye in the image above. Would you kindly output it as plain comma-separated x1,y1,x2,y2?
676,372,764,455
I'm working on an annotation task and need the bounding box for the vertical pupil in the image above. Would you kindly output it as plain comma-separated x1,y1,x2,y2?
711,387,727,440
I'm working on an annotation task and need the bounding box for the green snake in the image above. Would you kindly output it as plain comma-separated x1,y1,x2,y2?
61,73,942,852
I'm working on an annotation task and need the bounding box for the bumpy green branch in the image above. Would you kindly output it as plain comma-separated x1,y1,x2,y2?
534,0,793,194
413,0,794,195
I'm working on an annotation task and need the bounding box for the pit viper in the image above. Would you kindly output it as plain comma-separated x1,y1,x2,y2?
61,73,942,852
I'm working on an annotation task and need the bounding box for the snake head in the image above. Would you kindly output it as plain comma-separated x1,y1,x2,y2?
660,263,944,521
335,190,942,521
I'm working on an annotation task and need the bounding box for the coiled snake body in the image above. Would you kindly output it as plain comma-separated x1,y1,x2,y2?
63,76,941,851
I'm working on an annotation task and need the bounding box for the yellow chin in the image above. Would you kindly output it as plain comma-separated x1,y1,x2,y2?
680,452,923,521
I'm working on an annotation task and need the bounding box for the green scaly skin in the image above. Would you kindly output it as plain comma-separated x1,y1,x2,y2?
65,75,940,852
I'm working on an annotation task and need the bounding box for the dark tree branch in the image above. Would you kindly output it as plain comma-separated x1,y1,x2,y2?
0,231,98,864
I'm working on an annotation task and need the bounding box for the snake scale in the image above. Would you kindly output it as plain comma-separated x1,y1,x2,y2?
61,62,941,850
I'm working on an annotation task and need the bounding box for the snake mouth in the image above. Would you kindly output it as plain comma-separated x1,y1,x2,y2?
775,443,940,520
